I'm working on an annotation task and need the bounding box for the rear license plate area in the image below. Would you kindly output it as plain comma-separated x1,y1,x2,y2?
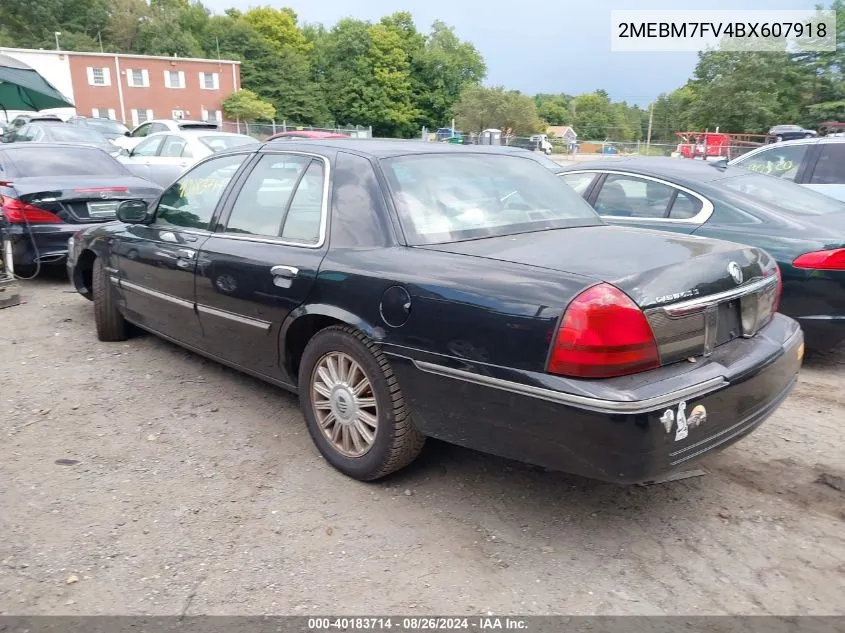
87,201,118,218
715,300,742,346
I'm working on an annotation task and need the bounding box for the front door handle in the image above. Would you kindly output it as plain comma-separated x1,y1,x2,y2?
177,248,195,260
270,265,298,279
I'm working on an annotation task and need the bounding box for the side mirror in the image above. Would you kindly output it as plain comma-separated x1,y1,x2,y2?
124,131,131,137
116,199,150,223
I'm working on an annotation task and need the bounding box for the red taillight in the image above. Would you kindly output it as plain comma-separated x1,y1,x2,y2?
547,283,660,379
73,187,128,193
793,248,845,271
0,195,62,223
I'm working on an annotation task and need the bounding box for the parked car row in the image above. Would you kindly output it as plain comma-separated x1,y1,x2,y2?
60,138,809,487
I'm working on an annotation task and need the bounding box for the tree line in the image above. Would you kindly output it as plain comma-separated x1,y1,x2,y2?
0,0,486,137
3,0,843,140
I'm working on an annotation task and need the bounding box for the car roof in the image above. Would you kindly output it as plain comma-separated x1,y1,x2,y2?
0,142,111,152
557,157,751,183
141,130,254,139
259,138,560,159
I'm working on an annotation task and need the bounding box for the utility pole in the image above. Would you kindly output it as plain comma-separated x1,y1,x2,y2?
646,102,654,151
54,31,61,51
98,31,104,53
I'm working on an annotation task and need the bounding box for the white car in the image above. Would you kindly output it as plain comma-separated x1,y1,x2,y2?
728,136,845,202
112,119,220,151
119,130,258,187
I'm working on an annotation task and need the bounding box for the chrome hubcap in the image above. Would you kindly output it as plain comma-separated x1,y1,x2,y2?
311,352,378,458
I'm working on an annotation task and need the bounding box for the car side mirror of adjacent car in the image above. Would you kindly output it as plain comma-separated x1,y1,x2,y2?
124,131,131,137
117,200,150,223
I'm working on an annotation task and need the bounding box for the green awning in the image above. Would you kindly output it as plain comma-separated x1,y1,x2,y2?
0,53,74,112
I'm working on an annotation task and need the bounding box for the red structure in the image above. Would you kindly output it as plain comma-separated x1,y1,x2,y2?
675,131,774,161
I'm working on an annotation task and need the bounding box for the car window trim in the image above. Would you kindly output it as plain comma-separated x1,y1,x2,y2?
212,150,331,250
151,150,257,232
561,169,714,225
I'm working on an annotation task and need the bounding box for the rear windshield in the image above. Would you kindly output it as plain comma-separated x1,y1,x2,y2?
43,126,108,143
199,135,259,153
381,153,601,245
5,147,128,177
721,172,845,215
86,119,128,135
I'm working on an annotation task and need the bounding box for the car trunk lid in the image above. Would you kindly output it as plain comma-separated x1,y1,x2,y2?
422,225,780,365
11,176,161,223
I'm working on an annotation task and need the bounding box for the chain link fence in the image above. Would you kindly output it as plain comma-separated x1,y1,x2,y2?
220,121,373,140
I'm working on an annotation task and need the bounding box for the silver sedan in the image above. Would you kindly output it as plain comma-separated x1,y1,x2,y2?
120,130,258,187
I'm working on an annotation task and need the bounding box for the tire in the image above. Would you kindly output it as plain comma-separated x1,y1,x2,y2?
776,135,783,142
92,257,127,342
805,133,814,138
298,325,425,481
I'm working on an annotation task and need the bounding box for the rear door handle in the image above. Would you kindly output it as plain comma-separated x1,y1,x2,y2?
270,265,298,279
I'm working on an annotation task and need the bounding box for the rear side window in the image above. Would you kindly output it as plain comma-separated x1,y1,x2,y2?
4,147,128,177
809,144,845,184
669,191,704,219
223,154,326,244
593,174,674,218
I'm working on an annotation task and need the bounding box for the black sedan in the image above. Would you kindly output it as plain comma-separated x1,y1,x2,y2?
68,140,802,483
558,158,845,350
0,143,162,277
769,125,817,142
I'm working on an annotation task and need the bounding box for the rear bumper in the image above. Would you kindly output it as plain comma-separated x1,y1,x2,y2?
5,223,100,267
387,313,803,483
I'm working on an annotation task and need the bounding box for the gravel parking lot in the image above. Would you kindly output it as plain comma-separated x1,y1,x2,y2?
1,275,844,616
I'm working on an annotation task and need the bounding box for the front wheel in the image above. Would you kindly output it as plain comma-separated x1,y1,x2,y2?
298,325,425,480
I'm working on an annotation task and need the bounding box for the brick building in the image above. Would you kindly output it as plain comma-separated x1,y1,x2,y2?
0,47,240,127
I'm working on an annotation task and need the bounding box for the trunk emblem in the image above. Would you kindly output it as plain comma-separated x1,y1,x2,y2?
728,261,743,285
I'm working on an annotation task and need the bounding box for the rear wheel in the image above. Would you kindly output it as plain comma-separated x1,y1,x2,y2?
298,325,425,481
93,258,127,342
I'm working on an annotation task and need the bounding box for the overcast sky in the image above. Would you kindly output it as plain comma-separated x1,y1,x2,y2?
203,0,822,105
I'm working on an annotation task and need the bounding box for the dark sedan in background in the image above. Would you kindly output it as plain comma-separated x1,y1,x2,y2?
68,140,801,484
0,143,161,277
3,121,126,158
558,158,845,350
68,116,131,141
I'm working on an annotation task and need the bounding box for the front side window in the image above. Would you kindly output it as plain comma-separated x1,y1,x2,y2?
133,122,152,137
381,153,599,245
224,154,325,244
593,174,674,218
732,144,809,181
560,172,597,196
156,153,248,230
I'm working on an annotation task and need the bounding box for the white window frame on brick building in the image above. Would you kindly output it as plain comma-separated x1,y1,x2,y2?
126,69,150,88
92,108,117,119
131,108,154,126
199,71,219,90
164,70,186,89
87,67,111,86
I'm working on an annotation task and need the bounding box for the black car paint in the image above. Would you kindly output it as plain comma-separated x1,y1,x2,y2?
558,158,845,349
68,141,802,483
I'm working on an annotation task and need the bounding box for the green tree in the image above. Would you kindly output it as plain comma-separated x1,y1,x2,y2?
687,50,806,133
534,93,571,125
222,89,276,121
453,85,543,135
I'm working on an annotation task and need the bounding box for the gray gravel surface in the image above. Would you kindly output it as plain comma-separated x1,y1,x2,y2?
1,276,844,615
